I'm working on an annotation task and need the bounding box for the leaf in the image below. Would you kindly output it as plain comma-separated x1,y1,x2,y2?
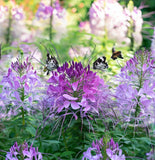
2,46,17,52
42,140,60,144
61,151,75,157
25,125,36,136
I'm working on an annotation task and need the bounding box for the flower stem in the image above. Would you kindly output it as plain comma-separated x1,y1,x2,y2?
49,0,53,41
6,8,12,45
21,107,25,126
135,54,144,118
62,128,68,151
102,135,108,160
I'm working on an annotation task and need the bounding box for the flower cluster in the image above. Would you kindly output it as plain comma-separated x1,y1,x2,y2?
6,142,42,160
146,149,155,160
82,138,125,160
88,0,143,47
0,57,42,118
36,0,63,19
125,6,143,48
106,138,126,160
35,0,67,42
46,61,111,119
36,2,53,19
11,5,24,21
115,49,155,121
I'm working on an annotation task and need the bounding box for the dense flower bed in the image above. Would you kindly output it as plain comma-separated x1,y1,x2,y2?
0,0,155,159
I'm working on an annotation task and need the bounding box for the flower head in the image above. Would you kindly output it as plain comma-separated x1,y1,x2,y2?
36,2,53,19
115,49,155,121
146,149,155,160
82,137,125,160
88,0,143,47
36,0,63,20
6,142,42,160
11,57,33,75
0,56,42,118
12,6,24,20
46,61,111,119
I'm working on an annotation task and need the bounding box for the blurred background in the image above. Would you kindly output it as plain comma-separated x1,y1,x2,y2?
0,0,154,76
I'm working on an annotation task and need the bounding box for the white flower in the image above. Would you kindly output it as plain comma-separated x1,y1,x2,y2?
89,0,105,36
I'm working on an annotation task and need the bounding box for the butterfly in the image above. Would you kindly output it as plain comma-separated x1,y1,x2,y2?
43,52,59,75
31,42,60,75
41,43,59,75
111,47,123,60
93,56,108,71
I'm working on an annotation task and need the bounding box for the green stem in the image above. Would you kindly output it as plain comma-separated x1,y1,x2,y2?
62,129,72,159
101,135,108,160
135,54,144,118
49,0,53,41
62,129,68,151
21,107,25,126
6,8,12,45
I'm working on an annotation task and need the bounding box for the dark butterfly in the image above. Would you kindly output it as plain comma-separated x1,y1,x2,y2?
31,43,59,75
41,43,59,75
44,52,59,75
111,47,123,60
93,56,108,71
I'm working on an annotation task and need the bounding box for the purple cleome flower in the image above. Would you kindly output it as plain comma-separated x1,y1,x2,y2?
82,138,125,160
106,138,126,160
146,149,155,160
6,142,42,160
12,7,24,20
0,57,42,117
82,138,103,160
36,2,53,19
115,50,155,121
36,0,63,20
46,61,111,119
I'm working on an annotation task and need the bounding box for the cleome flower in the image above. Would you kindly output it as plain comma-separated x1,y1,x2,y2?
82,137,125,160
5,142,42,160
36,2,53,20
46,61,111,119
88,0,143,47
115,49,155,121
0,57,42,117
36,0,64,20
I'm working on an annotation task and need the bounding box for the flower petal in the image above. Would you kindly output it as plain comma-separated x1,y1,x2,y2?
71,101,80,110
63,94,78,100
72,81,79,91
63,101,70,109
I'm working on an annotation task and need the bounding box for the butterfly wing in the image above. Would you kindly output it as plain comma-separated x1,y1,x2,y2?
93,56,108,71
45,53,59,74
111,51,123,60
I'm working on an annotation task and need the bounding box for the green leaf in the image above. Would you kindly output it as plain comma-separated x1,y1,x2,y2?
25,125,36,136
61,151,75,157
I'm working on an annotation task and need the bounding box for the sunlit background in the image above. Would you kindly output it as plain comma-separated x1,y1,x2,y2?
0,0,154,78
